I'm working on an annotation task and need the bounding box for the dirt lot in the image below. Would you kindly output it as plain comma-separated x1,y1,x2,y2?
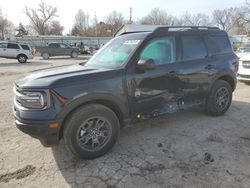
0,56,250,188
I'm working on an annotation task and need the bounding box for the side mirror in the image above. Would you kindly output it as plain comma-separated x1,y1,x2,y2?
136,59,156,71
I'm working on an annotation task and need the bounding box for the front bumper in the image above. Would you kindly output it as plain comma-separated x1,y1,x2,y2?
13,104,61,147
237,74,250,82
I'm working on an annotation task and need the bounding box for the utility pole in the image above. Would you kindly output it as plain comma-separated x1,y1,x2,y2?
129,7,133,24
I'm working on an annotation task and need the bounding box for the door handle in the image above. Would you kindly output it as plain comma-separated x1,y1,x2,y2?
205,64,214,70
3,49,6,51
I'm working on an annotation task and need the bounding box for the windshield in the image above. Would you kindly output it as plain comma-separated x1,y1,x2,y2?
85,34,145,68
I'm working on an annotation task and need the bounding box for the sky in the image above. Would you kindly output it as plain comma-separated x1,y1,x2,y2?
0,0,246,34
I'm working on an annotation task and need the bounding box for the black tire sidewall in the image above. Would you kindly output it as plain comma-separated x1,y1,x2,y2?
17,55,27,63
64,104,120,159
206,80,232,116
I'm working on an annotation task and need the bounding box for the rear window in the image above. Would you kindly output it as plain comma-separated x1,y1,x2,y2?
21,45,30,50
181,36,207,61
206,35,232,55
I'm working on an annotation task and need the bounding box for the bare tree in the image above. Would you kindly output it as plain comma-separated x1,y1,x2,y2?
181,12,210,26
139,8,176,25
104,11,124,32
73,10,89,35
48,21,64,35
25,2,58,35
0,9,13,39
212,9,236,32
16,22,28,37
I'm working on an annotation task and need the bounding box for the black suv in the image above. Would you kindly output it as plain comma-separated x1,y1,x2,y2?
13,26,238,159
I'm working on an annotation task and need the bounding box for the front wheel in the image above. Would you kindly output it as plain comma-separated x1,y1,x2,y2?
206,80,232,116
63,104,120,159
17,54,27,63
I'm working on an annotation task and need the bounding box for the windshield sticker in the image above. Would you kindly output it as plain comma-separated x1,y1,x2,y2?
124,40,140,45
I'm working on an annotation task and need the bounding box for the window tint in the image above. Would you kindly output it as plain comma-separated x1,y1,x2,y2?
0,43,7,48
7,43,20,49
21,45,30,50
207,35,232,55
182,36,207,61
140,37,175,65
60,44,68,48
50,43,59,48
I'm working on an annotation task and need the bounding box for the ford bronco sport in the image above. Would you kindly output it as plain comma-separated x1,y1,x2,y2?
13,26,239,159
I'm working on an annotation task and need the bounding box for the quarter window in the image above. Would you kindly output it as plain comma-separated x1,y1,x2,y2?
181,36,207,61
21,45,30,50
140,37,176,65
7,43,20,49
206,35,232,55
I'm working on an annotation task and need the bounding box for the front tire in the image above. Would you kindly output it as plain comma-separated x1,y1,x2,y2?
206,80,232,116
64,104,120,159
17,54,27,63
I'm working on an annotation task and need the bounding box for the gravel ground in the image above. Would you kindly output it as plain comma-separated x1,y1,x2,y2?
0,56,250,188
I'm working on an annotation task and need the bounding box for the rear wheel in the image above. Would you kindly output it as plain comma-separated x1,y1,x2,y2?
206,80,232,116
71,51,79,58
42,53,49,60
17,54,27,63
64,104,120,159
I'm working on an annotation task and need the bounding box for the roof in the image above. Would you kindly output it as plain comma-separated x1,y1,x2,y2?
115,24,222,37
115,24,162,36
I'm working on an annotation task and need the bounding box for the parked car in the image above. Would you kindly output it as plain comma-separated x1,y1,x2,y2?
237,47,250,82
35,43,80,59
13,26,238,159
0,41,33,63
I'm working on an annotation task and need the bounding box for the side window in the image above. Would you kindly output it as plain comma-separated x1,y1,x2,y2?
7,43,20,49
140,37,176,65
181,36,207,61
21,45,30,50
206,35,232,55
0,43,7,48
60,44,68,48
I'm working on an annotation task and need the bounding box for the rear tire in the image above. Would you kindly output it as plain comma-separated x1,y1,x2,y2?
206,80,232,116
17,54,27,63
42,53,49,60
63,104,120,159
71,51,78,58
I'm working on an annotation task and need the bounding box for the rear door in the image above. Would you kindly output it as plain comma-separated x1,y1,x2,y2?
176,34,211,106
6,43,20,57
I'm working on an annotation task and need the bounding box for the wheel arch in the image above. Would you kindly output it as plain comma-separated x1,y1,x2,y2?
16,53,28,59
58,96,129,139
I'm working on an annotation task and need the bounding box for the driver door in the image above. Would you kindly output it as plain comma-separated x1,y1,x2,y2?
126,36,185,121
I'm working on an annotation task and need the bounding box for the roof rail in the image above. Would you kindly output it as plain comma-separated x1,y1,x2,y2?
154,26,220,33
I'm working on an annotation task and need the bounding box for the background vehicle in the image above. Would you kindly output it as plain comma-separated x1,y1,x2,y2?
13,26,238,159
0,41,33,63
237,47,250,82
35,43,80,59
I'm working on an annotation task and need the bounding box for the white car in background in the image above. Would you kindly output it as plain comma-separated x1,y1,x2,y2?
0,41,34,63
237,46,250,82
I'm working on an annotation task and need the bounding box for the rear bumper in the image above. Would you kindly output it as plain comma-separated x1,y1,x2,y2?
15,117,60,147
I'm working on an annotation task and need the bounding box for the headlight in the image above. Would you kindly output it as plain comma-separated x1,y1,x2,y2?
14,87,50,110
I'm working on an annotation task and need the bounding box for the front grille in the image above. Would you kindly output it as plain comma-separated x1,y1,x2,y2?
242,61,250,69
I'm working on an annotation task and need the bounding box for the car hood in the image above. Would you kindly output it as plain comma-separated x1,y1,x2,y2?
15,64,116,89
